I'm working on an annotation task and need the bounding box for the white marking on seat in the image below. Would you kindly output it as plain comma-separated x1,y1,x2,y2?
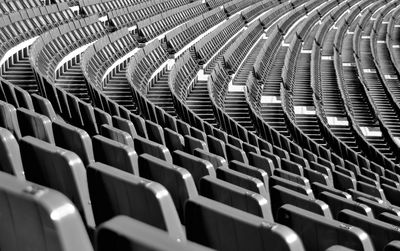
347,31,354,35
301,49,312,54
363,69,376,73
261,96,281,104
393,45,400,48
343,62,355,67
360,127,382,137
322,56,333,60
327,117,349,126
377,40,386,44
294,106,316,115
384,75,398,80
362,36,370,39
395,25,400,28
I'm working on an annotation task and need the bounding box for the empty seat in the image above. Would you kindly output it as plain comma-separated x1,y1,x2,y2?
273,169,310,188
216,167,268,198
0,128,24,178
0,100,21,140
14,87,33,111
112,116,137,139
96,216,213,251
248,152,275,176
138,154,198,221
0,172,92,251
270,176,314,198
199,176,273,220
229,160,269,187
100,124,134,147
164,127,185,152
194,148,227,168
19,136,95,228
185,134,208,154
276,205,374,251
92,135,138,174
185,196,304,251
338,209,400,251
319,191,373,219
17,108,54,144
271,185,331,218
145,120,165,145
31,94,57,121
53,120,94,166
134,135,172,162
311,182,352,200
225,143,248,164
87,162,185,240
173,150,215,189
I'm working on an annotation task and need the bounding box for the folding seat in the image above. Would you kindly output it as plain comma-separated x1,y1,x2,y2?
382,184,400,207
229,160,269,187
185,196,304,251
138,154,197,221
271,185,331,218
357,173,378,187
247,151,274,176
163,127,184,152
335,165,355,180
310,161,333,182
319,191,373,219
311,182,352,200
145,119,165,145
31,94,57,121
66,94,84,128
338,210,400,251
0,172,93,251
199,176,273,220
164,113,177,132
0,128,24,178
176,119,191,136
92,135,138,174
273,169,310,188
357,181,385,200
129,113,147,138
111,115,137,139
261,149,281,169
225,143,248,164
212,127,228,142
384,169,400,183
78,101,98,136
134,135,172,163
280,158,303,176
303,168,331,186
379,212,400,226
216,167,268,198
381,176,400,189
184,134,208,154
227,134,242,149
87,162,185,239
277,204,373,251
96,216,213,251
268,175,314,199
207,134,226,158
55,88,71,120
19,136,95,229
350,188,385,204
0,100,21,140
173,150,215,189
355,197,400,217
1,80,18,107
332,170,356,191
194,148,227,169
17,108,54,144
94,107,112,127
53,120,94,167
13,86,34,110
100,124,134,147
385,241,400,251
